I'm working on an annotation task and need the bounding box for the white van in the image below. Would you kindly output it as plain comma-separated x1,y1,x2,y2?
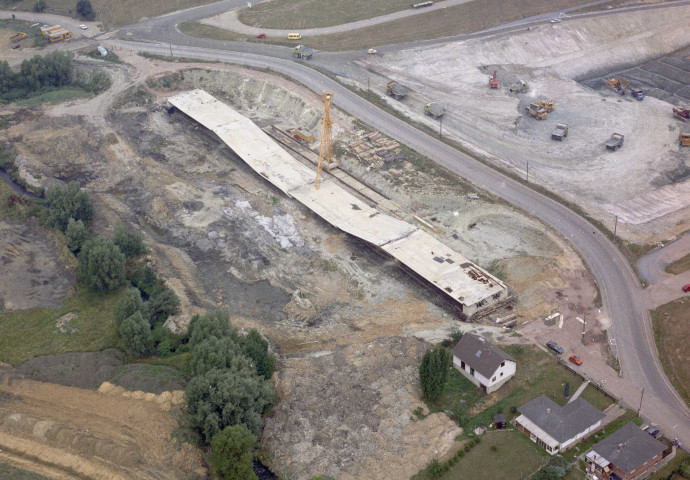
287,33,302,40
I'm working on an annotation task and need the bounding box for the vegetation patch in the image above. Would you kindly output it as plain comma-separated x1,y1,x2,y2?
0,143,45,197
111,84,155,109
146,71,186,92
665,252,690,275
139,50,221,64
651,298,690,406
84,48,123,64
0,463,52,480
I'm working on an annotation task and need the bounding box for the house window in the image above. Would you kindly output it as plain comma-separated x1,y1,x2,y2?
460,361,465,369
501,361,505,367
470,367,475,376
500,372,504,377
492,376,496,382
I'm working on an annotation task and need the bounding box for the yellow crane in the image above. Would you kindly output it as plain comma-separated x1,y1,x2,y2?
316,91,339,189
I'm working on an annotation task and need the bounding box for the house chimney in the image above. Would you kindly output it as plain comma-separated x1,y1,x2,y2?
546,408,551,414
617,443,623,451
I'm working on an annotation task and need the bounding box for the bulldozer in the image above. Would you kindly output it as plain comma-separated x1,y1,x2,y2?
606,77,630,95
526,103,547,120
673,105,690,122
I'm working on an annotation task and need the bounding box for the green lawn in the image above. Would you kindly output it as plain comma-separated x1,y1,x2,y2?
439,429,549,480
14,88,94,107
426,345,615,437
0,286,124,365
666,252,690,275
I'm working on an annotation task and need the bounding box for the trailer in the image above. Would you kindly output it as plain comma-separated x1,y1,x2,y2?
605,133,624,151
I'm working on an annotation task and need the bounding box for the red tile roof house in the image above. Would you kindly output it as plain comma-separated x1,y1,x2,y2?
585,422,670,480
514,395,605,455
452,333,516,393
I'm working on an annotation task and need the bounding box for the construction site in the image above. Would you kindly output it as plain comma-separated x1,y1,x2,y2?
0,1,689,479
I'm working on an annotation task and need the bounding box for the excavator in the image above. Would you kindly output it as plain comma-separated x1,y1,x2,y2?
606,78,630,95
673,105,690,122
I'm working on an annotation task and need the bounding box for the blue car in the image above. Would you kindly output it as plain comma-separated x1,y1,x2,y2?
546,341,564,354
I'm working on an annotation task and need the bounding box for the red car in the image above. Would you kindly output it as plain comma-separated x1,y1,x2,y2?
569,355,583,366
683,284,690,292
256,33,266,39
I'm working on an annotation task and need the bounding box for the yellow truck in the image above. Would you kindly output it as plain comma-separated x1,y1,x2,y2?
10,32,27,42
48,29,71,42
40,25,63,37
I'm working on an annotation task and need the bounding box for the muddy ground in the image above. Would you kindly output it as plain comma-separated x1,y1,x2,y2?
352,5,690,245
0,49,604,478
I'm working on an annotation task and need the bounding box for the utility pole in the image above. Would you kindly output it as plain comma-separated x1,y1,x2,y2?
526,161,529,182
439,115,443,139
638,388,645,416
367,77,370,91
613,215,618,244
581,312,586,343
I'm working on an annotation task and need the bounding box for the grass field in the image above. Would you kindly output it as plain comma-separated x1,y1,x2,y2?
425,344,615,438
439,429,549,480
238,0,413,29
0,286,124,365
0,0,217,28
666,252,690,275
647,450,689,480
0,463,51,480
651,298,690,406
14,88,94,107
0,19,49,47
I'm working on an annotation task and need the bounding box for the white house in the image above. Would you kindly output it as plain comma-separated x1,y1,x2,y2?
514,395,605,455
452,333,516,393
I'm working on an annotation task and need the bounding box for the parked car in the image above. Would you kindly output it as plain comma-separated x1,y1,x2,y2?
683,284,690,292
569,355,583,366
549,18,562,23
546,341,564,354
647,427,660,438
255,33,266,39
79,24,88,30
11,44,20,49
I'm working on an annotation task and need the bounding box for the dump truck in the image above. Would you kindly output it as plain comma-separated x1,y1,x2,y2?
424,102,445,119
10,32,27,42
292,45,313,60
551,123,568,141
509,81,529,93
605,133,624,151
489,70,498,89
536,100,555,113
386,81,408,100
673,105,689,122
631,88,645,101
526,103,547,120
680,133,690,146
606,77,629,95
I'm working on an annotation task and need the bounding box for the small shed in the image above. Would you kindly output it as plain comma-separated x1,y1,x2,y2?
494,414,507,429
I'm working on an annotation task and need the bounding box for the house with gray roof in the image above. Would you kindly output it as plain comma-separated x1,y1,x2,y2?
585,422,669,480
514,395,605,455
452,333,516,393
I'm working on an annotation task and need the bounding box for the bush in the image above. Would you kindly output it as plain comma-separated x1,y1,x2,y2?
190,336,242,376
564,381,570,398
145,284,180,324
154,325,187,356
188,311,237,348
45,181,93,232
241,329,276,380
65,218,88,252
76,0,95,20
115,287,144,327
185,366,275,442
129,263,158,297
119,311,154,356
19,51,73,91
33,0,46,12
112,223,147,258
209,424,258,480
78,236,126,291
419,345,452,401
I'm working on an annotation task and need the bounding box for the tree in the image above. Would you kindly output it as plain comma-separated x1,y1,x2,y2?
33,0,46,12
185,366,275,442
65,218,88,252
129,262,158,297
112,223,147,258
78,237,126,291
564,381,570,398
419,346,452,401
145,284,180,324
0,61,14,94
45,181,93,232
119,311,154,355
190,336,242,376
76,0,95,20
19,52,72,91
209,424,258,480
188,311,237,348
241,329,276,380
115,287,144,327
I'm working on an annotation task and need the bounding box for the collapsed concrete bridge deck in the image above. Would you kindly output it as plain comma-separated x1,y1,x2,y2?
168,89,508,316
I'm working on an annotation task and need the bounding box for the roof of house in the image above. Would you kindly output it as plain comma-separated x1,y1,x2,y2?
518,395,605,443
452,333,515,378
494,414,506,423
589,422,666,474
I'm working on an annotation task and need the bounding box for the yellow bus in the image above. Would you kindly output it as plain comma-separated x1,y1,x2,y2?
287,33,302,40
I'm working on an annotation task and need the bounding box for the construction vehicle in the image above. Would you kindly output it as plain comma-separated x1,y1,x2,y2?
40,25,63,37
489,70,498,89
606,77,629,95
673,105,690,122
509,80,529,93
10,32,27,43
605,133,624,151
536,100,555,113
48,29,71,42
551,123,568,141
315,91,339,189
526,103,547,120
287,128,314,143
386,81,408,100
424,102,445,119
630,88,645,101
680,133,690,146
292,45,313,60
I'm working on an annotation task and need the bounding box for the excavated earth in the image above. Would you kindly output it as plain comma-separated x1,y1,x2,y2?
353,5,690,245
0,50,603,478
